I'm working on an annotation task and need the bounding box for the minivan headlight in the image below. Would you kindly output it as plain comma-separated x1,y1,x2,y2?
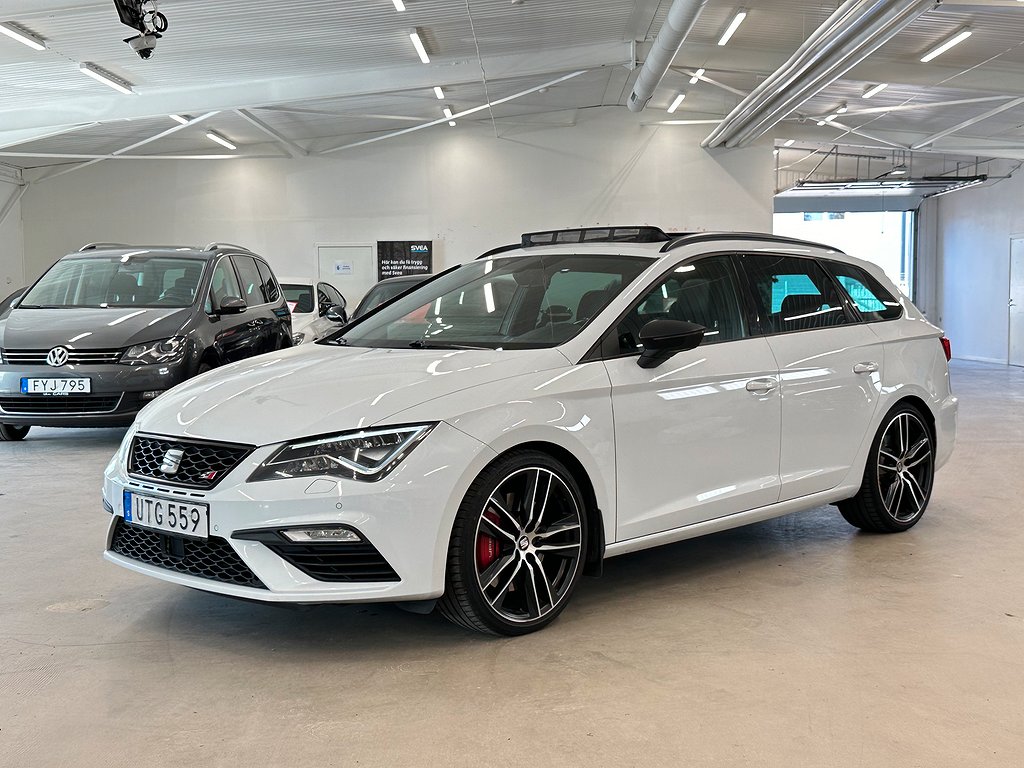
121,337,186,365
249,424,435,483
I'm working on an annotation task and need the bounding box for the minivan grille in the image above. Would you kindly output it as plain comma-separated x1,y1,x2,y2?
110,518,266,589
3,348,122,365
0,394,122,414
129,434,253,490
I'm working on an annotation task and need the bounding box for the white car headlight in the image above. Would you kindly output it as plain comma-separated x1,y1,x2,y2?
249,424,435,483
121,337,186,365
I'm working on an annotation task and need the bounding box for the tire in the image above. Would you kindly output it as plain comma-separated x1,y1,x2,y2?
438,450,588,635
838,403,935,533
0,424,30,441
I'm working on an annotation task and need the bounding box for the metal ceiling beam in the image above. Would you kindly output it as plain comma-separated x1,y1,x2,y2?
676,69,747,97
0,42,632,135
838,95,1013,118
34,113,219,183
319,70,589,154
0,183,28,228
0,122,101,151
911,97,1024,149
235,110,308,157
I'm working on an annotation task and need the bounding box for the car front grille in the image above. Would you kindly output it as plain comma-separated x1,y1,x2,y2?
3,348,122,365
129,434,253,490
0,394,122,414
263,540,400,582
110,517,266,589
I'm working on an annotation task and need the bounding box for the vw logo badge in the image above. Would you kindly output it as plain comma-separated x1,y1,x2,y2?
160,448,185,475
46,346,70,367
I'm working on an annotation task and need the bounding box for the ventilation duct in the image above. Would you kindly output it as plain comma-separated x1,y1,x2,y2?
703,0,937,148
627,0,709,113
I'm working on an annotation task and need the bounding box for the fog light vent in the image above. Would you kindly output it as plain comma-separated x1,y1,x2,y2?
282,528,362,543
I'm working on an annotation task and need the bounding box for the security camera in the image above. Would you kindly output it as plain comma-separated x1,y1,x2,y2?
125,32,159,59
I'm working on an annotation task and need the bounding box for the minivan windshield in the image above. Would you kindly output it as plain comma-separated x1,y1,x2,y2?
334,253,650,350
20,255,207,309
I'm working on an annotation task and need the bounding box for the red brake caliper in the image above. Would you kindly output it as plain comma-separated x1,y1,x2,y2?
477,510,502,568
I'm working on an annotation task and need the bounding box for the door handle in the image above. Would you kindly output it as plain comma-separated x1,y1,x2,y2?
853,362,879,375
745,377,778,394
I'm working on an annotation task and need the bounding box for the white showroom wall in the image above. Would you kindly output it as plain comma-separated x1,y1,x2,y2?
0,180,25,295
920,164,1024,363
19,110,773,285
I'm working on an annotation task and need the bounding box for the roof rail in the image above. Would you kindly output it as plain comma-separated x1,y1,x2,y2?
79,242,131,252
522,226,673,248
477,243,521,260
204,242,254,253
659,232,843,253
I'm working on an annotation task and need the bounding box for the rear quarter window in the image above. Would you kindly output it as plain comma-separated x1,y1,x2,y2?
823,261,903,321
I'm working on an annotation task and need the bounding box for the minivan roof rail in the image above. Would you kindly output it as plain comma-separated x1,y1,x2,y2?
79,242,130,252
204,242,254,253
660,232,842,253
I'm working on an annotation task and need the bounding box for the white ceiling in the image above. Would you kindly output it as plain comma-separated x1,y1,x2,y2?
2,0,1024,182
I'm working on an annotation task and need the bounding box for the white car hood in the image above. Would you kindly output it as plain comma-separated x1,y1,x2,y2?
136,344,571,446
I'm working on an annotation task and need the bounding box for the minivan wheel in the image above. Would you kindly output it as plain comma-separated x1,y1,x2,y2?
438,450,587,635
838,403,934,533
0,424,30,441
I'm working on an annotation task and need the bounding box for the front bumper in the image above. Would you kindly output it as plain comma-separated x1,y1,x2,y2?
0,361,190,427
102,422,494,603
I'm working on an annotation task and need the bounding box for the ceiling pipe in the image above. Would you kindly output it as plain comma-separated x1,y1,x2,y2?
725,0,935,147
627,0,709,113
703,0,936,148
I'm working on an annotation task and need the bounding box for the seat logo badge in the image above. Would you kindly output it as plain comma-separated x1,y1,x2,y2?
46,346,70,367
160,448,185,475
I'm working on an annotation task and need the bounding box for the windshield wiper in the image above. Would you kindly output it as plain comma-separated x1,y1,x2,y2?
408,340,492,351
15,304,62,309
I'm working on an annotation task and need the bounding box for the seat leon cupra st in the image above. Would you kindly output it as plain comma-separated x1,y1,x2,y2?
0,242,291,440
102,227,957,635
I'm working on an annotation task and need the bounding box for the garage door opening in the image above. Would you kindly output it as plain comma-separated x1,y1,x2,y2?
773,211,915,298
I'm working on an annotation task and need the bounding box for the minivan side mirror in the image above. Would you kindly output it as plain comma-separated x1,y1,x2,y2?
637,319,705,369
326,305,348,324
218,296,247,315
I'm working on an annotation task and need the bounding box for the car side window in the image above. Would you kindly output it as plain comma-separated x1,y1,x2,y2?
205,258,242,313
325,284,346,307
821,260,902,321
232,256,266,306
317,283,335,314
737,254,849,334
255,260,280,303
614,255,747,355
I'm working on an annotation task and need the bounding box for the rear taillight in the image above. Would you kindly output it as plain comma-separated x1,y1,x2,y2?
940,336,951,362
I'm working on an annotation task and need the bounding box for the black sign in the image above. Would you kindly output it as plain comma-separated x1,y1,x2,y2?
376,241,433,281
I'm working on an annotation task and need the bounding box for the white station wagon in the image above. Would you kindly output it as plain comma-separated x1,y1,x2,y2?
103,227,957,635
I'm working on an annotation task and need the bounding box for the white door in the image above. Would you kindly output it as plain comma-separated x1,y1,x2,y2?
737,252,882,501
317,244,375,309
605,255,782,541
1010,238,1024,367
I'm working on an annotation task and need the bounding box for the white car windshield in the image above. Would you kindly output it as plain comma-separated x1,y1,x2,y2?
334,253,650,350
20,255,207,309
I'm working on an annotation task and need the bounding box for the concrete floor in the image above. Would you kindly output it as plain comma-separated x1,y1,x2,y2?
1,360,1021,767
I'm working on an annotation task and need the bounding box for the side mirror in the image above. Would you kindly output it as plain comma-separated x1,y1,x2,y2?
326,305,348,324
637,319,705,369
218,296,247,315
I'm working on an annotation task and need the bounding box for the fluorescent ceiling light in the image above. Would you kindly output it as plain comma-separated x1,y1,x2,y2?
920,28,972,63
783,139,795,147
442,107,454,119
718,10,747,46
824,113,838,123
862,83,888,98
392,0,406,10
836,102,848,114
0,22,46,50
410,29,430,63
169,114,189,125
448,121,457,127
433,86,445,100
667,94,686,114
689,68,705,85
816,120,826,126
79,63,133,95
206,131,236,150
